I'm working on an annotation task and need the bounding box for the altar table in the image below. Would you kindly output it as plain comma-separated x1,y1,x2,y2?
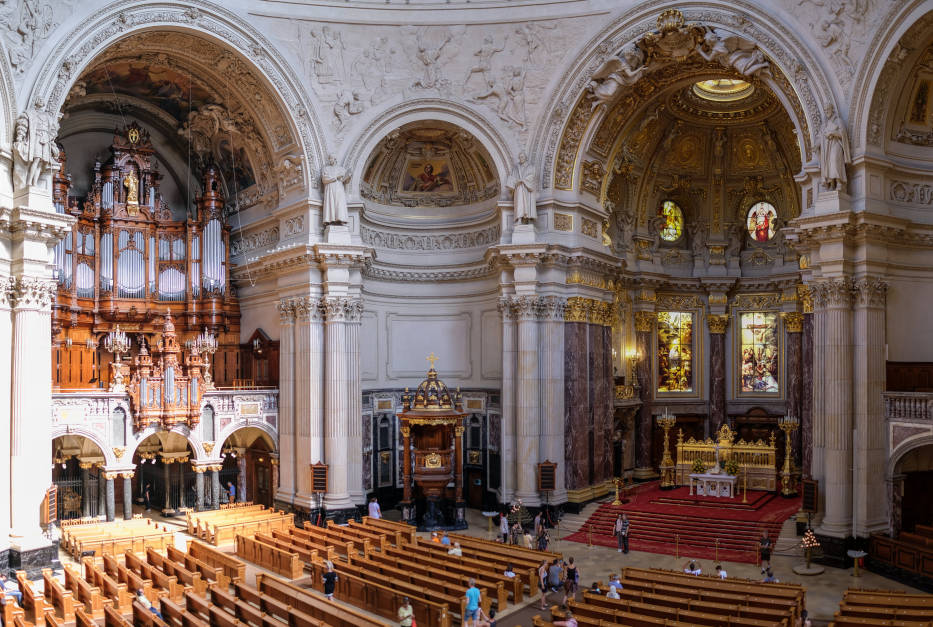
688,472,736,498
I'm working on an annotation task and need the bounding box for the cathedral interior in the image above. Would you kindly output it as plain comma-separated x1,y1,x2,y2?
0,0,931,623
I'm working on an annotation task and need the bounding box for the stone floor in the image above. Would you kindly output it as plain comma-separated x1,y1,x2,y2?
51,503,929,627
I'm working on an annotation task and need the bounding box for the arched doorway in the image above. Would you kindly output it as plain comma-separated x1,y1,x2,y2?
131,432,197,515
52,435,107,520
218,427,277,508
894,443,933,534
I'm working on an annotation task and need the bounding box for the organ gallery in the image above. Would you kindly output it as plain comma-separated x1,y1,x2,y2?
0,1,929,622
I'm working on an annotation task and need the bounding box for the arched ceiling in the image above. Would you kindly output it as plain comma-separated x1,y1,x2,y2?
59,30,297,211
361,122,499,213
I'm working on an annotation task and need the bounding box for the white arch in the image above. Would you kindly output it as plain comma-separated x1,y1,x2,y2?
215,422,278,455
23,0,326,194
528,0,840,190
51,427,115,466
126,424,207,462
888,433,933,479
0,37,15,147
849,0,933,151
342,99,513,200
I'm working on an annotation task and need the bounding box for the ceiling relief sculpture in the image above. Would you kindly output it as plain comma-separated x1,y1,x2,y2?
360,125,499,208
61,31,298,212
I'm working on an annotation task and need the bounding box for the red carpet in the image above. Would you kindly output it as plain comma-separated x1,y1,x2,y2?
564,481,801,564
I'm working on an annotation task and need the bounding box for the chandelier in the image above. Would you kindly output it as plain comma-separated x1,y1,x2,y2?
103,326,131,359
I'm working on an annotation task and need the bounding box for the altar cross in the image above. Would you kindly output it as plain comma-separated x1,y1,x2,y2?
426,352,438,369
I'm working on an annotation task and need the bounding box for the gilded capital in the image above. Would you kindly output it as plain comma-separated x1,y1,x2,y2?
633,311,656,333
797,284,813,314
782,312,804,333
564,297,589,323
707,314,729,334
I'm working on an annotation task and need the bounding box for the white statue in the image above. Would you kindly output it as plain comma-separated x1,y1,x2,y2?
696,28,770,78
321,155,350,225
508,152,537,223
820,105,850,191
588,44,647,110
12,111,59,189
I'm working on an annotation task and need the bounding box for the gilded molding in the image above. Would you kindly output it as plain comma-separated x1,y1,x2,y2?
656,294,702,311
563,297,612,326
797,285,813,314
564,297,590,323
781,312,804,333
634,311,656,333
553,213,573,231
707,314,729,334
730,293,781,312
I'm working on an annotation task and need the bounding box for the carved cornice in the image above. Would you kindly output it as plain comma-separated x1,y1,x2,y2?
656,294,702,311
360,224,500,251
364,264,495,283
634,311,656,333
707,314,729,334
781,312,804,333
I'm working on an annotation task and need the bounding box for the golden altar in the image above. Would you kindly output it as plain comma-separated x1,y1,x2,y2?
675,424,777,492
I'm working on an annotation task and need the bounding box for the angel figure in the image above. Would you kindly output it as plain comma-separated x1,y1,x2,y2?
588,44,648,110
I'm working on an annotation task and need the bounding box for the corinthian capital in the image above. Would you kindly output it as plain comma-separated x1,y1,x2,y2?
323,296,363,322
853,277,888,308
810,278,853,309
537,295,567,321
11,276,56,310
277,298,296,323
633,311,656,333
513,295,539,321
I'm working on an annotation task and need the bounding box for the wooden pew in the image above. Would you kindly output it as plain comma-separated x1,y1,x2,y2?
166,545,229,589
160,596,209,627
102,553,159,605
64,564,112,620
15,571,53,625
360,516,416,544
147,548,209,597
255,531,320,566
255,572,394,627
1,590,25,627
234,581,325,627
447,530,563,561
41,568,75,624
132,599,169,627
83,557,133,613
103,604,132,627
125,550,186,603
409,535,537,594
187,540,245,584
287,525,355,559
74,606,96,627
235,534,304,579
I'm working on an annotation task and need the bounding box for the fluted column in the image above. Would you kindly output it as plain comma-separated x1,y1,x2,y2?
237,455,247,503
539,297,567,503
707,315,729,433
815,279,854,538
514,296,541,506
0,283,12,550
633,311,655,477
122,473,133,520
323,297,362,513
801,303,814,478
852,278,888,536
293,298,325,509
346,303,364,506
810,289,826,522
498,298,517,504
275,299,296,504
10,278,55,544
783,312,804,464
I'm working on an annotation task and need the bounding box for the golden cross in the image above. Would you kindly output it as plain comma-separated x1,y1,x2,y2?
426,352,438,369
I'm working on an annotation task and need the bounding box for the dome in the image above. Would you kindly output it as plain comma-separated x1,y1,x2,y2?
402,358,462,412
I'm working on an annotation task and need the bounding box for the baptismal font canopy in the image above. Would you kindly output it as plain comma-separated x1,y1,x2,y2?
398,355,468,530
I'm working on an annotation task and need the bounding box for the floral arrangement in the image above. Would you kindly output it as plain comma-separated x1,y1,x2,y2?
692,458,706,473
724,458,740,476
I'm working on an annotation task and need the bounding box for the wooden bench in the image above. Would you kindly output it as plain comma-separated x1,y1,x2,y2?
166,545,229,589
74,606,96,627
829,588,933,626
235,534,304,579
83,558,133,613
101,553,159,606
160,596,209,627
41,568,75,624
64,564,112,620
131,599,169,626
256,572,392,627
447,530,563,562
234,581,324,627
281,526,352,559
256,531,322,565
187,540,245,584
204,512,294,546
63,519,174,560
125,551,186,603
409,534,538,593
146,548,209,597
1,590,25,627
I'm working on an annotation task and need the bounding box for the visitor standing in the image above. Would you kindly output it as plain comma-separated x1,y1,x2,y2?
368,497,382,519
759,530,773,574
537,561,549,610
322,561,338,600
227,481,236,504
397,597,414,627
562,557,579,605
464,578,481,627
499,513,509,543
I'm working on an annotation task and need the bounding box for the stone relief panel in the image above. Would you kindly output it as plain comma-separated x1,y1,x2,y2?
256,16,601,141
1,0,65,76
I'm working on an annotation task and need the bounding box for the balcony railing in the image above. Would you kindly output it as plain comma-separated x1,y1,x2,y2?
883,392,933,421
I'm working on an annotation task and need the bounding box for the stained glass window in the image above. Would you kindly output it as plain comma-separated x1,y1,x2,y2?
657,311,693,393
739,312,779,393
746,201,777,242
659,200,684,242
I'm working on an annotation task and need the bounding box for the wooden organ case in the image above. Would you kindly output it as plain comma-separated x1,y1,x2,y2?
51,123,241,395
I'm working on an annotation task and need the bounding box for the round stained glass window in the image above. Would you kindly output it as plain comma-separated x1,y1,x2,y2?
746,201,778,242
659,200,684,242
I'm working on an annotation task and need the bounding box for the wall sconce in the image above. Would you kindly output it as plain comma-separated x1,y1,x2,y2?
626,348,639,385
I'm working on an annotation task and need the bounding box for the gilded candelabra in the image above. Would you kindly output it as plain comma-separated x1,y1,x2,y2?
104,326,131,392
779,414,800,497
656,407,677,489
195,328,218,389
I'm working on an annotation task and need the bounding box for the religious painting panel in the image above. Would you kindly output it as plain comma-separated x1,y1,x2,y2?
658,200,684,242
746,201,777,242
737,312,780,395
657,311,693,393
401,158,455,193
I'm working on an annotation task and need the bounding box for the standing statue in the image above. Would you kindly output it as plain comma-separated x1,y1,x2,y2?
820,105,851,191
321,155,350,225
614,205,635,251
690,221,708,261
508,152,537,223
12,110,59,189
725,222,743,260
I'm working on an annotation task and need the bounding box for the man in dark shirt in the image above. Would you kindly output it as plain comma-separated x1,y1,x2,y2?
322,561,338,600
547,559,562,592
759,530,772,574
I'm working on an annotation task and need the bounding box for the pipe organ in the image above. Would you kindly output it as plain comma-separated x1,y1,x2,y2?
51,123,241,394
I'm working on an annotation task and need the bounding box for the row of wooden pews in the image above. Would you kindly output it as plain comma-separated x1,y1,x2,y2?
186,504,294,546
533,566,805,627
830,588,933,626
61,518,175,560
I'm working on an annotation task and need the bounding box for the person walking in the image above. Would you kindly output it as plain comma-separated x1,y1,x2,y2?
397,596,414,627
322,561,338,600
464,578,481,627
537,560,549,610
619,513,630,553
613,513,630,553
759,529,773,574
499,512,509,543
368,496,382,519
143,483,152,511
227,481,236,504
561,557,579,605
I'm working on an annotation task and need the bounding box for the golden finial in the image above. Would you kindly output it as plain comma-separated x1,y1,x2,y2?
426,352,438,369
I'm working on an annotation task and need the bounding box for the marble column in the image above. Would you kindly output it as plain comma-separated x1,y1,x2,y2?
322,297,362,513
237,455,247,503
293,298,325,510
455,425,465,519
98,470,106,516
162,462,172,511
539,297,566,503
10,278,56,544
0,285,11,552
122,473,133,520
400,426,413,521
802,310,814,478
707,315,729,432
783,312,804,465
815,279,854,538
852,278,888,536
210,469,221,509
81,464,93,517
194,469,205,512
274,299,296,504
104,476,115,522
497,298,517,504
514,296,541,506
633,312,655,478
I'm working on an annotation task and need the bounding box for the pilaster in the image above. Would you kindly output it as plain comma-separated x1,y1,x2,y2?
497,297,516,505
783,312,803,466
539,296,567,504
514,295,541,506
633,310,655,478
707,314,729,432
293,298,325,510
274,299,296,505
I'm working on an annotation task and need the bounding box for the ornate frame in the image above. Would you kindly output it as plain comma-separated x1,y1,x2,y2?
654,296,704,399
730,294,784,400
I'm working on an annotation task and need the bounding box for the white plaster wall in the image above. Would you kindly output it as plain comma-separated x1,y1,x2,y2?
886,277,933,362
